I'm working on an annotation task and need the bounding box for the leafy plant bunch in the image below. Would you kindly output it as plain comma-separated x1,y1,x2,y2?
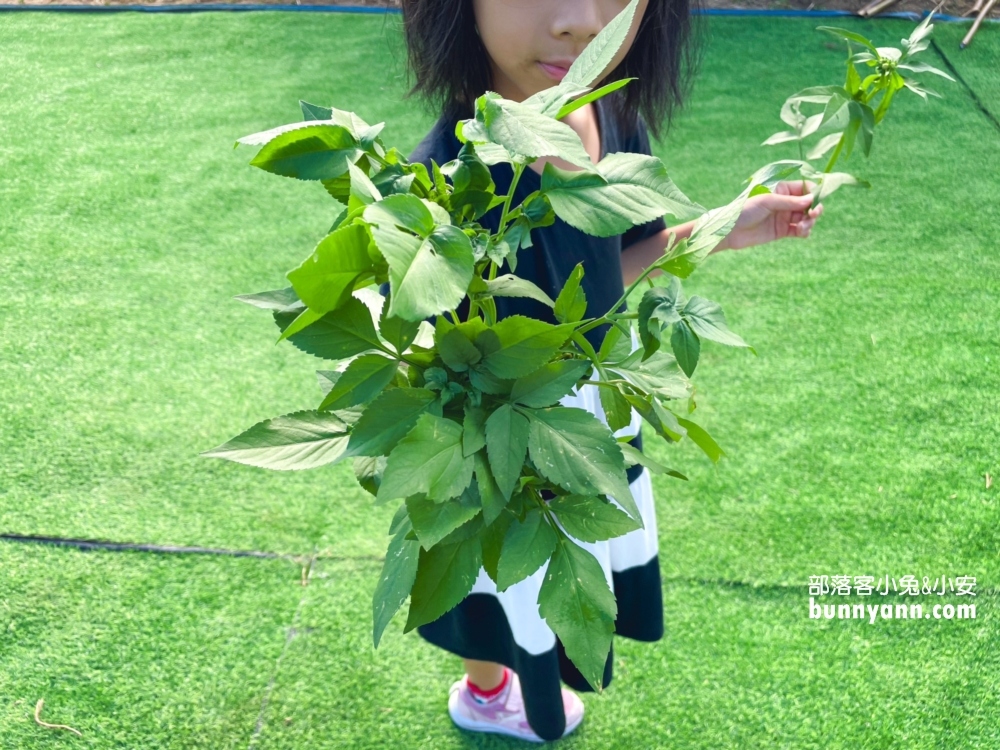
764,11,954,205
205,4,950,691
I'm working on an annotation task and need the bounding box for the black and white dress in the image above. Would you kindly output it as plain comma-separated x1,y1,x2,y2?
409,97,666,742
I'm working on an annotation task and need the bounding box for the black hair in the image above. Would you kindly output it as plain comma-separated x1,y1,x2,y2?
399,0,705,141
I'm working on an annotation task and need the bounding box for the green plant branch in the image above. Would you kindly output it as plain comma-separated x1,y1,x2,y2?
489,163,527,281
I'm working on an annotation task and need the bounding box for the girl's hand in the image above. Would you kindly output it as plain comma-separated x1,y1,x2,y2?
719,180,824,252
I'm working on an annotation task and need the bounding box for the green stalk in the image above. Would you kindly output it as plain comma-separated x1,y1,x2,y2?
604,259,662,319
489,163,527,281
798,138,808,197
823,135,846,173
571,330,605,372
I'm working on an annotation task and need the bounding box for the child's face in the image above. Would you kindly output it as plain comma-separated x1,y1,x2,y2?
471,0,649,103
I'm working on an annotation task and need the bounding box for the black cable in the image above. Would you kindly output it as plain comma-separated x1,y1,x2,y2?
931,39,1000,134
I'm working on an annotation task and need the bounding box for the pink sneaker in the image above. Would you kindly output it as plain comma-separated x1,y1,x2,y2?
447,669,584,742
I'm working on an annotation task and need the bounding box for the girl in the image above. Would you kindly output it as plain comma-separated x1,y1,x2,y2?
398,0,823,741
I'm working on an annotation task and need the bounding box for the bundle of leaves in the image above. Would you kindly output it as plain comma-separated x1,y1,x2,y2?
204,3,951,691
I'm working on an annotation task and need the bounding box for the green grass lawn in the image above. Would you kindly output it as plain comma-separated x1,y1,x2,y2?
0,11,997,749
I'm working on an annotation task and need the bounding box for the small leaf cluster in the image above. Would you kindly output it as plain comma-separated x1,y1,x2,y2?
204,2,949,693
763,12,954,204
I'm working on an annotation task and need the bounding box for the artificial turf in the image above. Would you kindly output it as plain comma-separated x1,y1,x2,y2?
0,10,997,749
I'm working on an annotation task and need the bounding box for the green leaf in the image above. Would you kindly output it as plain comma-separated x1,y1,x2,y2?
607,349,692,401
555,78,635,119
276,307,324,343
370,220,475,322
670,319,700,378
348,161,383,205
373,519,421,647
563,0,641,87
474,452,508,525
676,416,725,463
902,11,936,57
468,366,514,396
637,278,683,357
806,133,843,161
480,316,573,379
522,193,557,229
363,194,436,237
599,383,632,432
378,413,474,503
548,494,641,543
201,410,350,470
509,359,590,408
681,296,750,349
405,489,482,550
287,224,374,315
598,321,629,363
485,404,530,501
462,405,487,457
622,393,685,443
389,502,408,536
524,407,641,525
379,303,421,355
318,354,399,411
438,327,483,373
816,26,880,56
481,508,515,584
542,154,703,238
897,61,955,82
837,100,873,159
800,164,871,202
273,296,381,361
235,287,299,311
346,387,438,458
553,263,588,324
441,141,495,192
618,442,686,479
901,77,941,100
496,507,558,592
247,124,363,181
354,455,386,495
404,535,483,632
371,164,416,199
523,81,592,119
300,100,332,121
437,506,485,547
481,275,555,308
538,538,617,692
479,93,595,170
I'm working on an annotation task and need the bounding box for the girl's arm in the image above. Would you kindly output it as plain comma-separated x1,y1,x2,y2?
620,221,696,287
621,182,824,286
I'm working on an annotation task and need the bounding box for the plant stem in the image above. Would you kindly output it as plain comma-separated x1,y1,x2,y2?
798,139,808,196
571,331,607,379
579,378,630,389
376,342,421,370
489,163,527,281
605,260,662,319
498,163,526,233
824,135,845,173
